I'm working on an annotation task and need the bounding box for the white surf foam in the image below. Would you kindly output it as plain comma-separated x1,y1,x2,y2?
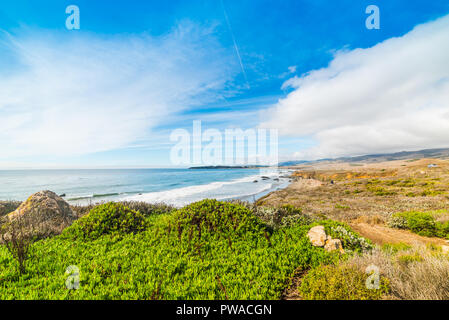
123,172,287,207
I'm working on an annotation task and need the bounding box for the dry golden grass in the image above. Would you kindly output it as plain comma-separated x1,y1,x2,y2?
344,245,449,300
260,158,449,224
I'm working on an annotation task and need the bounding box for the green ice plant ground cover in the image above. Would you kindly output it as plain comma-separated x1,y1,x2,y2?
0,200,367,300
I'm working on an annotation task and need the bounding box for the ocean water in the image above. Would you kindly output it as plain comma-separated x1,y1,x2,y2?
0,168,292,207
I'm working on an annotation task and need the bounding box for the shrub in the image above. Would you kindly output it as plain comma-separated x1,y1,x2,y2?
397,179,415,187
387,215,408,229
366,179,381,185
314,221,373,253
70,204,96,218
397,253,423,265
406,212,437,237
420,190,445,197
71,201,175,219
368,186,396,196
385,180,400,186
252,204,312,231
436,221,449,239
299,264,389,300
389,211,449,239
389,212,436,237
63,202,146,240
120,201,175,217
381,242,411,254
168,199,267,242
0,215,38,274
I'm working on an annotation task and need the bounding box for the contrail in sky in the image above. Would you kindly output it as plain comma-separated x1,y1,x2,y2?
221,0,250,89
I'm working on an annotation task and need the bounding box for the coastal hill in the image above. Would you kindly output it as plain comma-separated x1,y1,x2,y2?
279,147,449,167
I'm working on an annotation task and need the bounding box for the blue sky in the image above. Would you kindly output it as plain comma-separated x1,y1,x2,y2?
0,0,448,168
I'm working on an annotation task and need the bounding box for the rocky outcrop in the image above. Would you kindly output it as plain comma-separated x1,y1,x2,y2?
4,191,76,239
307,225,345,253
307,226,327,246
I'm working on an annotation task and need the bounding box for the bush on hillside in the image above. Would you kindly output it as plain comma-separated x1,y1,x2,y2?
71,201,175,219
227,200,312,231
63,202,146,240
121,201,175,217
299,264,390,300
253,204,312,231
168,199,267,241
388,211,438,237
309,220,373,253
0,215,37,274
387,215,408,229
405,212,437,237
436,221,449,239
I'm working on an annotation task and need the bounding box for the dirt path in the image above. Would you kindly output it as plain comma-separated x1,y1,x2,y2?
281,269,306,300
350,222,448,246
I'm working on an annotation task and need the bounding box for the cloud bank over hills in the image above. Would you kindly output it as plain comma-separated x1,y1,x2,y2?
262,14,449,160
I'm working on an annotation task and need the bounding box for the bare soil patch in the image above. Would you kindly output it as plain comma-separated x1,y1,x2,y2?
350,222,447,246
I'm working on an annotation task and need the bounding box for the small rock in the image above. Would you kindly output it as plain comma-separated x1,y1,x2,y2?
307,226,326,247
325,238,345,254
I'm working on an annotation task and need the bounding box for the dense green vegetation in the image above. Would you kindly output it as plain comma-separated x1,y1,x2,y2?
63,202,147,240
0,199,372,299
388,210,449,239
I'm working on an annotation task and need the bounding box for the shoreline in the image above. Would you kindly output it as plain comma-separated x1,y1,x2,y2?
116,170,294,208
0,168,295,208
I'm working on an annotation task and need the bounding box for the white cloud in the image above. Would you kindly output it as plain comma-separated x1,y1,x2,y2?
287,65,296,73
278,65,297,79
0,22,237,158
262,14,449,160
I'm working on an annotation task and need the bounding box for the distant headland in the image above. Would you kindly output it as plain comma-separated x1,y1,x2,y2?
189,165,269,169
